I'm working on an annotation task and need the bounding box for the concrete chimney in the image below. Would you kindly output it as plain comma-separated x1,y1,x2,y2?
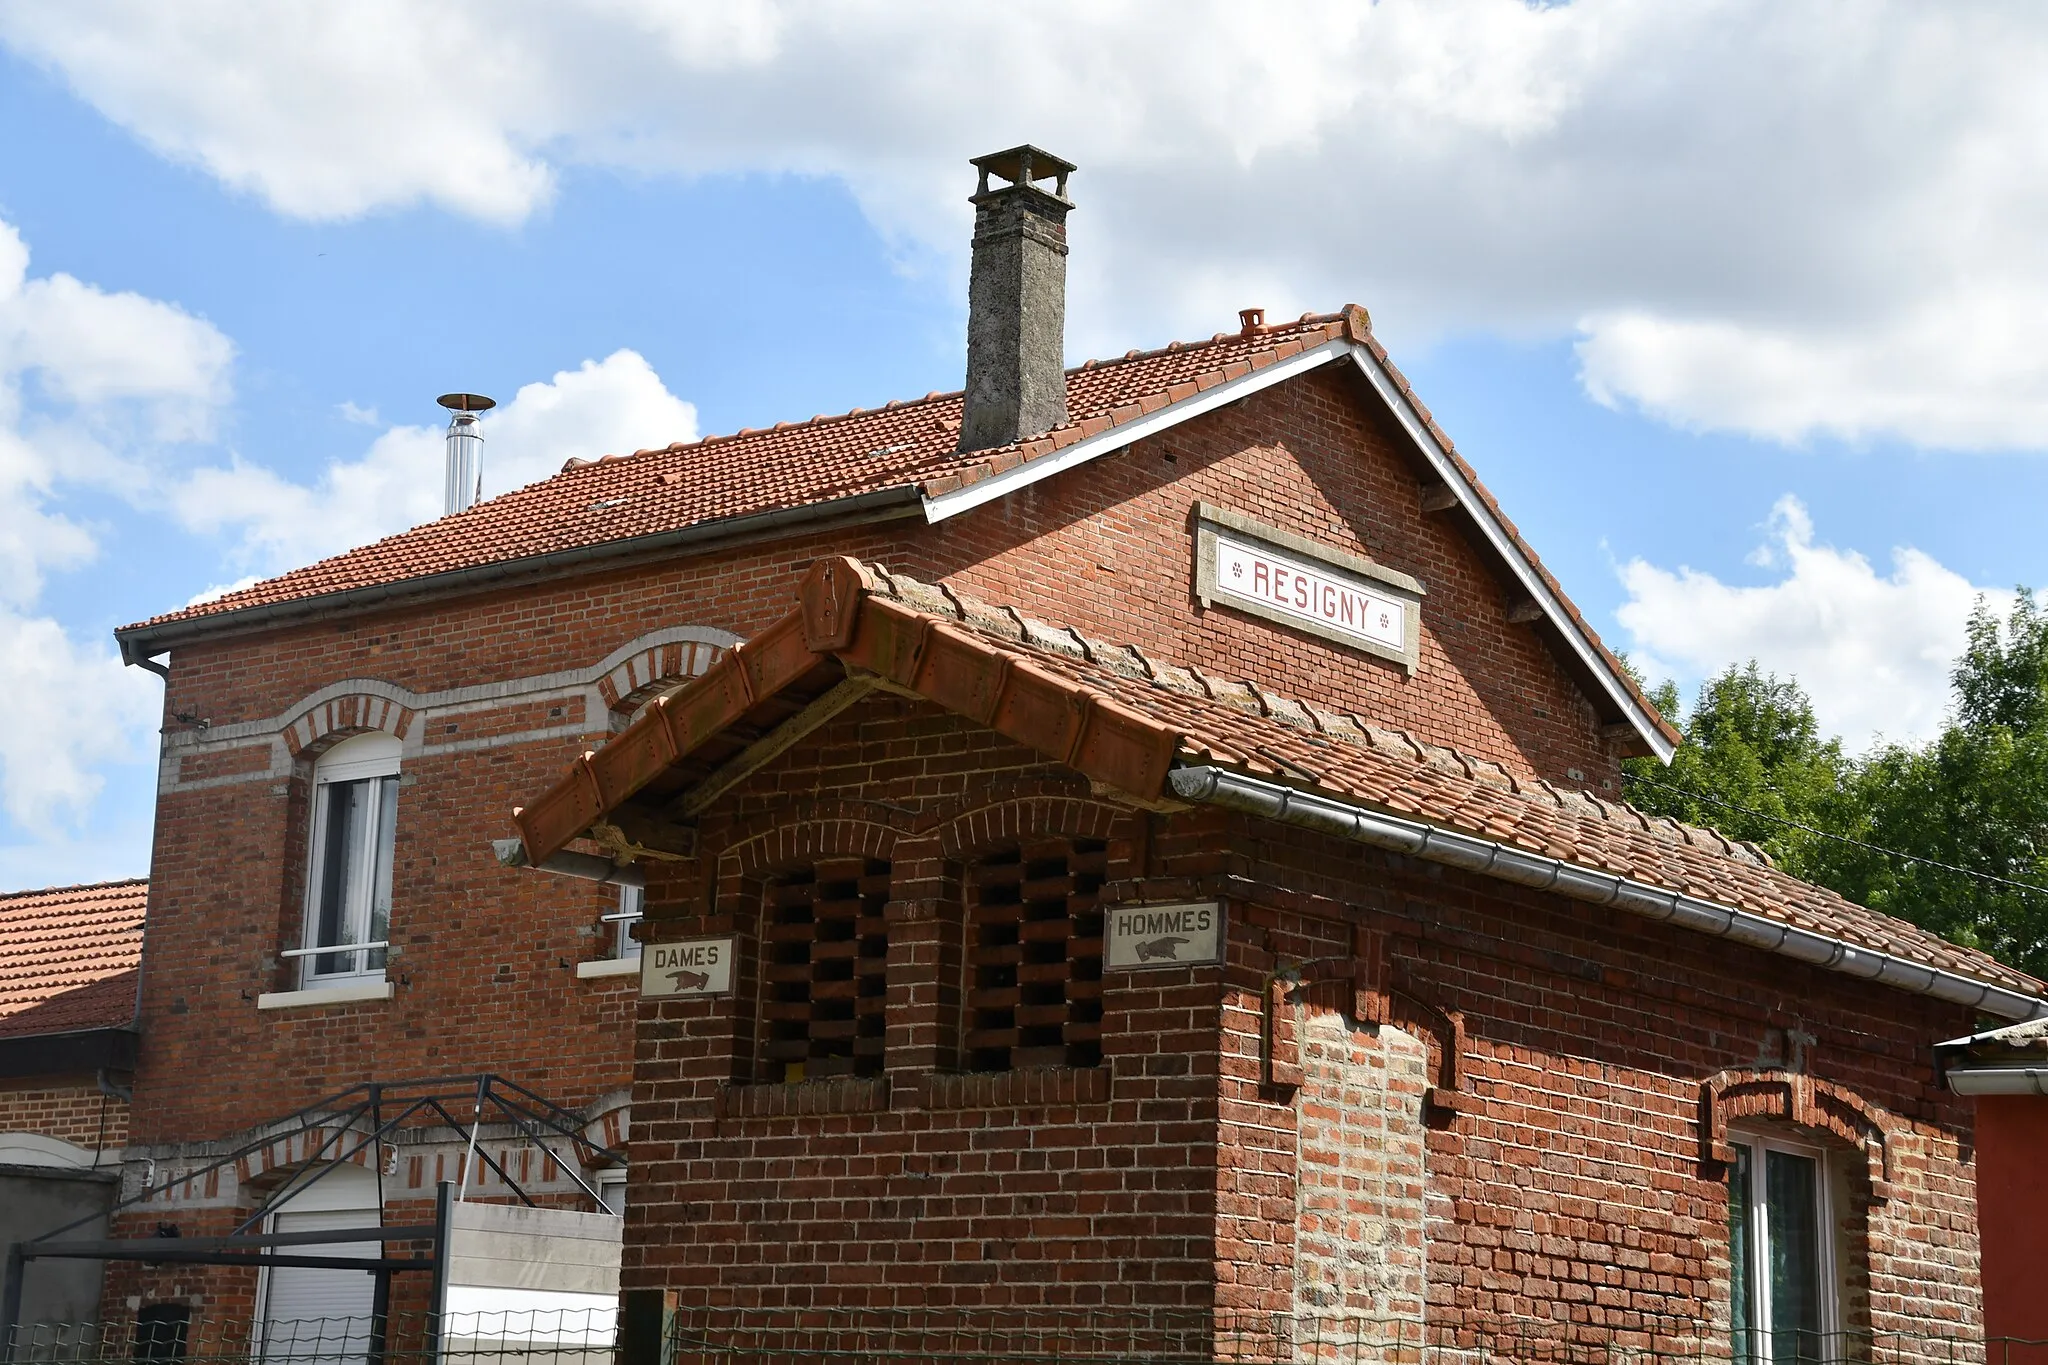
958,146,1075,452
437,392,495,515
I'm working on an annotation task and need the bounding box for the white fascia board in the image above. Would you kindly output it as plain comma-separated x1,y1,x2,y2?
921,338,1352,525
1345,346,1676,763
574,957,641,980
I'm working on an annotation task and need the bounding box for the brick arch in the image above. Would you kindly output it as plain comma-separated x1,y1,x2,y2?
581,1091,630,1161
1268,933,1470,1126
1699,1069,1899,1202
718,813,901,886
234,1128,379,1187
283,690,415,758
596,627,739,718
934,792,1124,862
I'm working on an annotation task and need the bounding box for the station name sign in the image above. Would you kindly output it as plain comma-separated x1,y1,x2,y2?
1193,502,1424,673
1104,902,1223,970
641,936,735,998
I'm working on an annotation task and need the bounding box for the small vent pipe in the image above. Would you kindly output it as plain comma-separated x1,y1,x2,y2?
438,392,495,515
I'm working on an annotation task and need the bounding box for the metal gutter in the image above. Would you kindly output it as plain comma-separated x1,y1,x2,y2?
115,485,928,667
921,338,1352,524
1944,1066,2048,1095
1169,765,2048,1022
1344,347,1676,763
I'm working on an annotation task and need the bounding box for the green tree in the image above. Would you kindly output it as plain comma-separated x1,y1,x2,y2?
1623,663,1853,879
1818,595,2048,978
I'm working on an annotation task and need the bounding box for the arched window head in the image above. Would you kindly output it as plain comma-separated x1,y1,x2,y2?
298,732,402,986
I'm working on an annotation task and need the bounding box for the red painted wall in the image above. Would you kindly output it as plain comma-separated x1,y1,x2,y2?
1978,1094,2048,1345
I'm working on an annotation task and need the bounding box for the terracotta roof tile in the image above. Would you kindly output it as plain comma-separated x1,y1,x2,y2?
126,301,1671,754
0,878,146,1039
842,571,2040,1001
519,562,2036,1007
129,316,1353,634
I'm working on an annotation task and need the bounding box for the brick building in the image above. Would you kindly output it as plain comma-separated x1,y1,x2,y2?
1935,1020,2048,1347
0,879,145,1321
83,147,2044,1355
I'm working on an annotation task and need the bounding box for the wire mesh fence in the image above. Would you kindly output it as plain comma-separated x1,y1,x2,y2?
662,1308,2046,1365
3,1308,614,1365
6,1309,2043,1365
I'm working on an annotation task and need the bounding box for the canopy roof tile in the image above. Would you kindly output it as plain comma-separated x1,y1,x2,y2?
511,559,2041,1019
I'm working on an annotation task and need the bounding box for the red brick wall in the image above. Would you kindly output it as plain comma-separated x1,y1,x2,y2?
1203,809,1980,1346
905,366,1620,788
0,1077,127,1152
626,699,1219,1308
614,696,1979,1344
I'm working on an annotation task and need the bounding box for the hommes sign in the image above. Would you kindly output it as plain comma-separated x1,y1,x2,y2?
1193,502,1424,672
1104,901,1223,970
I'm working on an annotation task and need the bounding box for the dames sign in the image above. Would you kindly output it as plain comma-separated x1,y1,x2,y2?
1104,902,1222,970
641,937,735,998
1192,503,1424,672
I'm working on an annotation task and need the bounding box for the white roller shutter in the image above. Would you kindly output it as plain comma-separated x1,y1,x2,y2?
259,1208,376,1365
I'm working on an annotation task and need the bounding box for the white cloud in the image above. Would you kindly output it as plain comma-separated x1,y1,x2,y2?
1616,497,2004,751
175,349,696,572
184,574,260,608
0,215,234,609
3,1,2045,450
0,610,159,837
0,219,233,441
0,213,229,864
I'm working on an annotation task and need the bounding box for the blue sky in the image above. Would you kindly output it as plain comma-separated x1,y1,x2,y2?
0,2,2043,889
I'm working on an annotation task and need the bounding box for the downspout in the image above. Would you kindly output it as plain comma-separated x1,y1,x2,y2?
1169,765,2048,1024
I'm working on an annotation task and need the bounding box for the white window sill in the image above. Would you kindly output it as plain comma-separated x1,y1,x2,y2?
257,979,395,1011
575,957,641,981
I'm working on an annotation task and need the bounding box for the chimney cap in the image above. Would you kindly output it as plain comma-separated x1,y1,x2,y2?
437,392,497,415
970,145,1075,202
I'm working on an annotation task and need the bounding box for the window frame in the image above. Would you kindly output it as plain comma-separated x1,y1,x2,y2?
605,883,645,961
596,1168,627,1217
294,734,402,989
1729,1129,1842,1365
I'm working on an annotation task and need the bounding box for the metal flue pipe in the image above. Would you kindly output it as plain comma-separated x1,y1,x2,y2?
438,392,495,515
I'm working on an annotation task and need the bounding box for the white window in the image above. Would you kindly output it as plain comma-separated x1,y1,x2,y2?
606,883,644,961
1730,1133,1839,1365
295,732,401,987
597,1168,627,1216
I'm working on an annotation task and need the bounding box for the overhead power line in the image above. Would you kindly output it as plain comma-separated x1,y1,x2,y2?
1620,770,2048,900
